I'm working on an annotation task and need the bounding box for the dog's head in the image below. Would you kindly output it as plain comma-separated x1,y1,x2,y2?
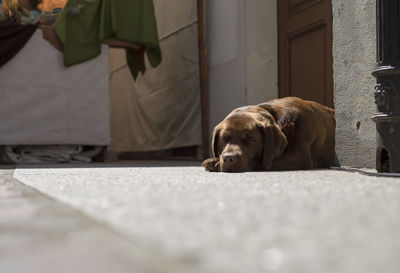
212,106,287,172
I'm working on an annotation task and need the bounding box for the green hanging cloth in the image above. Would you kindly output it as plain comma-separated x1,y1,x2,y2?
54,0,162,79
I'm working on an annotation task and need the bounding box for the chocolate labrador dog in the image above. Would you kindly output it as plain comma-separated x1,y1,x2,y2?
202,97,336,172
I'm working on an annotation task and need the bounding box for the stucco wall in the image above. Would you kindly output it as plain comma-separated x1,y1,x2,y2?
245,0,278,105
333,0,377,168
206,0,278,143
207,0,246,134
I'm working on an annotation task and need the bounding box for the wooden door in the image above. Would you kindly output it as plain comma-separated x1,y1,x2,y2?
278,0,334,108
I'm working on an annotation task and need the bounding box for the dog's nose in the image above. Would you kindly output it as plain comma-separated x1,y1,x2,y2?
222,153,238,164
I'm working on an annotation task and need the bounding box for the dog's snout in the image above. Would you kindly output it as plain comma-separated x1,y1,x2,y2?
222,153,239,164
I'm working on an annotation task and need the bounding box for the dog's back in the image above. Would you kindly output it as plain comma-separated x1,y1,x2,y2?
260,97,336,170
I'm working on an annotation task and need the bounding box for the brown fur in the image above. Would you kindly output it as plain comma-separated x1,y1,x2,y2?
202,97,336,172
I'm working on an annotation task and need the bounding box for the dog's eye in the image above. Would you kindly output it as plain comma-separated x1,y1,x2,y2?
222,135,231,143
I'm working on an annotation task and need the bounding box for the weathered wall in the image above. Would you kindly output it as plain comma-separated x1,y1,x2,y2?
332,0,377,168
245,0,278,105
206,0,278,143
207,0,246,135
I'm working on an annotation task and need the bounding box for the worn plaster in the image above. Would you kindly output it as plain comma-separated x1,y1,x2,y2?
333,0,377,168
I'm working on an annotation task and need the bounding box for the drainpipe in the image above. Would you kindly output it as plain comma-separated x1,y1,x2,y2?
372,0,400,172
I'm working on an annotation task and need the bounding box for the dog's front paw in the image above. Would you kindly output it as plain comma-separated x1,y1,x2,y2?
202,157,220,172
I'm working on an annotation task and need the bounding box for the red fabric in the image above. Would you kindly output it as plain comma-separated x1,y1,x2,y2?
0,24,38,67
40,25,63,52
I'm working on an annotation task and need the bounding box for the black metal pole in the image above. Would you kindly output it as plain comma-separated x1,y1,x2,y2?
372,0,400,172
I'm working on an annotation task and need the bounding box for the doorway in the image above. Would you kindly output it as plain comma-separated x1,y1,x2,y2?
278,0,334,108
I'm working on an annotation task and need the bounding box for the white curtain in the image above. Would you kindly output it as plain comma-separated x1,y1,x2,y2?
0,29,110,146
109,0,202,152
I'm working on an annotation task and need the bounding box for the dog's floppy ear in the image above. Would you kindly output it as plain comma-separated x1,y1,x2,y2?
259,102,297,132
212,125,222,157
260,122,288,170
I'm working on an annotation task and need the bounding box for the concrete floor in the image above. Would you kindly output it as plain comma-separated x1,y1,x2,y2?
2,161,400,273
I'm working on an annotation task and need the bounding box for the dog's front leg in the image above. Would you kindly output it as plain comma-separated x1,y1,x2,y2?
202,157,221,172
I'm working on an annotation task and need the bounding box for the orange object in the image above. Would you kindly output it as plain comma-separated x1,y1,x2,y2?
38,0,67,11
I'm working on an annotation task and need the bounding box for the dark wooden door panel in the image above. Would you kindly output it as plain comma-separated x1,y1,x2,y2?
278,0,333,108
289,24,326,104
288,0,323,15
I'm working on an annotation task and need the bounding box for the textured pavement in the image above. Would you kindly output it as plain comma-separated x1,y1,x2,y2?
2,162,400,273
0,167,206,273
